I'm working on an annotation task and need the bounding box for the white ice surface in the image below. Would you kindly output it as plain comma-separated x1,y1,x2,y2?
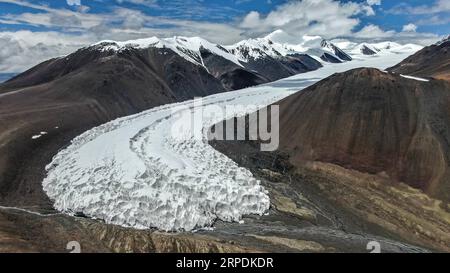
43,50,417,232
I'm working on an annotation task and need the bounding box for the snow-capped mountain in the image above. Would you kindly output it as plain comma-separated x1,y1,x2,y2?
86,30,421,85
224,30,353,64
333,40,423,57
90,34,324,85
94,36,243,68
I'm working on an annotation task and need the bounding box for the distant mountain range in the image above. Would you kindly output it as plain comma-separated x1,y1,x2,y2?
2,30,422,92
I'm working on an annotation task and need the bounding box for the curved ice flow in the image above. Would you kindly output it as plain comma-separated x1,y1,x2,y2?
43,52,414,231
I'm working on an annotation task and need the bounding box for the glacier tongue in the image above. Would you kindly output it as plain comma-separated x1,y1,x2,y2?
42,49,417,232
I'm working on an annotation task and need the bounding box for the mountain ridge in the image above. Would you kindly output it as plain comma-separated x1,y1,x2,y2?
2,30,423,92
388,36,450,81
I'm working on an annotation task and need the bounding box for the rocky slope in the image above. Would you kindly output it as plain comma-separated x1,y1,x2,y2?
0,44,235,208
388,36,450,81
277,68,450,200
209,68,450,252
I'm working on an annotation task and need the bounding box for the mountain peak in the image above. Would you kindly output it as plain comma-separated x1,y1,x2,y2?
435,35,450,46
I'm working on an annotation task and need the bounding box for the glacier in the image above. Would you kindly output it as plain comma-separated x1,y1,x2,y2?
43,49,417,232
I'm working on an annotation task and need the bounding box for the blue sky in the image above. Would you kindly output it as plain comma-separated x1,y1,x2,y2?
0,0,448,74
0,0,448,35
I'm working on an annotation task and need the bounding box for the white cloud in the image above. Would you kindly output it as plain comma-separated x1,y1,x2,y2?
389,0,450,15
366,0,381,6
415,15,450,26
354,24,395,39
0,30,92,73
402,23,417,32
115,0,158,7
66,0,81,6
0,3,246,73
240,0,377,38
352,24,439,45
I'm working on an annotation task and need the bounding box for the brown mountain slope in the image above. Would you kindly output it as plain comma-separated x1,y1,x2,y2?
209,67,450,251
388,38,450,81
0,45,229,208
277,68,450,201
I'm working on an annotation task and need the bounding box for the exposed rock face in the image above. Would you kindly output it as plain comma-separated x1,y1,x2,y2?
321,40,352,61
198,46,269,90
320,52,342,63
227,44,322,82
280,54,323,74
218,68,268,90
360,45,377,55
276,68,450,201
388,38,450,81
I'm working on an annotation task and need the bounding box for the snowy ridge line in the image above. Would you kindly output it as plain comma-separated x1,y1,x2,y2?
93,36,243,67
88,30,422,68
42,50,418,232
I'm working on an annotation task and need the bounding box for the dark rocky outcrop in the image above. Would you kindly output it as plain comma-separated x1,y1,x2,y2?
321,40,352,61
320,52,342,63
360,45,377,55
199,46,270,90
227,44,323,82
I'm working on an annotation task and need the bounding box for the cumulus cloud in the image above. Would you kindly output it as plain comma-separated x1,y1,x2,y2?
352,24,438,45
0,3,245,73
402,23,417,32
240,0,377,38
0,30,92,73
354,24,395,39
